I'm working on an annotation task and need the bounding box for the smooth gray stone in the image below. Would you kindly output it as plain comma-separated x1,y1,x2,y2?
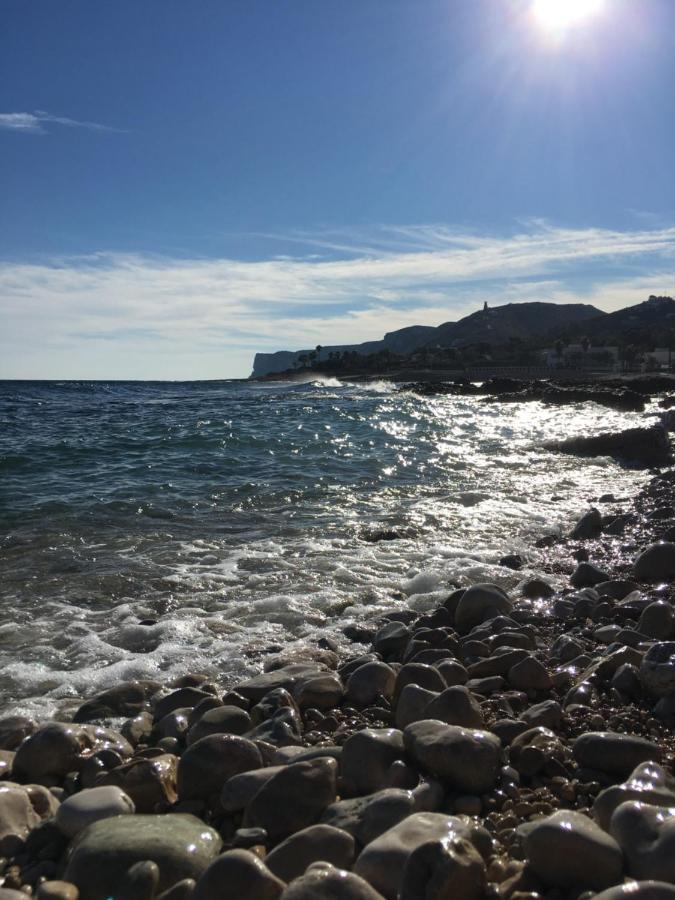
64,814,222,900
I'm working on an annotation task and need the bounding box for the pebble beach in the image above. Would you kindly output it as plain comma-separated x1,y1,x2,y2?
3,380,675,899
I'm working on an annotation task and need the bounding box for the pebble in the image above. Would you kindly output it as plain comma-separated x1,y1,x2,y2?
55,786,134,838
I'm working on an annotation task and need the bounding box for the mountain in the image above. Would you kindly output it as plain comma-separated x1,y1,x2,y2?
250,301,603,377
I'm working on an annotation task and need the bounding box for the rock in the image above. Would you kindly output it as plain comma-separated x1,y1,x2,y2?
641,642,675,696
403,721,501,794
611,800,675,882
573,732,662,776
0,716,37,751
635,544,675,582
72,681,161,722
341,729,405,796
595,762,675,830
193,849,285,900
64,814,222,900
424,686,484,728
594,884,675,900
638,602,674,639
186,706,252,744
522,809,624,890
221,767,284,813
293,673,344,711
245,758,338,840
0,783,42,855
36,881,80,900
56,786,134,838
12,723,131,782
177,734,262,802
571,562,610,587
280,862,385,899
354,813,483,900
346,663,396,707
570,508,603,540
454,584,512,633
236,665,324,703
97,753,178,813
508,656,552,691
265,824,355,883
399,836,486,900
547,425,672,469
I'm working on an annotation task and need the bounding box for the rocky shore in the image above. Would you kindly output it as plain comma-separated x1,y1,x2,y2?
3,452,675,897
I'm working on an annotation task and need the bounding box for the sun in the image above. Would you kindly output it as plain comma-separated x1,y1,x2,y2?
532,0,605,35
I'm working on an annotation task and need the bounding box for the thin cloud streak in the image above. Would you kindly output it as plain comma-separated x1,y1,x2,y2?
0,111,125,134
2,221,675,378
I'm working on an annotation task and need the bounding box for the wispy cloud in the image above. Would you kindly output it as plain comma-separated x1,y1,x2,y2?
1,221,675,379
0,110,124,135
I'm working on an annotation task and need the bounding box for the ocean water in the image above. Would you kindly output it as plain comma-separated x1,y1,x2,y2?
0,378,651,719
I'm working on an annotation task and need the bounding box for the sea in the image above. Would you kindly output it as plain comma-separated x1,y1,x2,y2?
0,377,652,720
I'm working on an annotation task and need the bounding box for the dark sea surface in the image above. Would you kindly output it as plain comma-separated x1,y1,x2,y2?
0,378,649,718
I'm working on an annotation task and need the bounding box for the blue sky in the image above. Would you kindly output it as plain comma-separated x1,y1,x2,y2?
2,0,675,379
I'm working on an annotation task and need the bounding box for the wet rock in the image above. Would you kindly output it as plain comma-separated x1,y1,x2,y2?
236,665,324,703
522,809,624,890
635,543,675,582
354,812,484,900
571,562,610,587
454,584,512,633
265,824,355,883
346,663,396,707
56,786,134,838
186,706,252,744
177,735,262,802
595,762,675,830
610,800,675,882
293,673,344,711
13,723,132,782
640,642,675,696
97,753,178,813
64,814,222,900
0,783,42,855
570,508,603,540
399,836,486,900
193,849,284,900
573,732,662,776
403,721,501,793
72,681,161,723
280,862,385,899
342,728,405,796
638,602,675,640
244,757,338,840
0,716,37,751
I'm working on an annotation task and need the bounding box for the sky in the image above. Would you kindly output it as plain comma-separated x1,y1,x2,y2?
2,0,675,380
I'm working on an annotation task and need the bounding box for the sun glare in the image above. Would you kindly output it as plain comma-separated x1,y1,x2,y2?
533,0,605,35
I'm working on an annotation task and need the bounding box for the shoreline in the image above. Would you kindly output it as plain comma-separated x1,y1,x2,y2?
2,408,675,897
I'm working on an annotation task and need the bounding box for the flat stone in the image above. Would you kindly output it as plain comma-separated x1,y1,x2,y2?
522,809,623,890
56,785,134,838
245,757,338,841
64,814,222,900
573,732,662,776
611,800,675,882
403,721,501,794
454,584,512,634
177,734,262,802
265,824,355,882
641,642,675,696
346,663,396,707
186,706,252,744
341,729,405,796
193,849,284,900
97,753,178,813
354,812,481,900
399,836,486,900
635,543,675,582
280,862,385,899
